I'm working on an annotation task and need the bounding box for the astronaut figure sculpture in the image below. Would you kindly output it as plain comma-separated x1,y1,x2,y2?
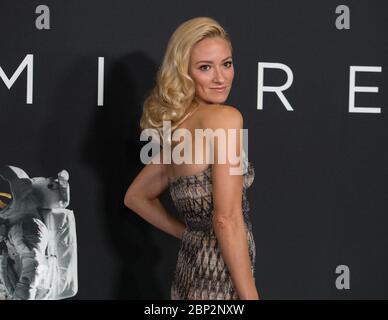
0,166,77,300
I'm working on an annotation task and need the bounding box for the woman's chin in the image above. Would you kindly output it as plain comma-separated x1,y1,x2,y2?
203,97,228,105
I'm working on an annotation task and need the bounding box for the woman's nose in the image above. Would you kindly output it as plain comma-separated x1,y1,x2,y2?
213,67,225,83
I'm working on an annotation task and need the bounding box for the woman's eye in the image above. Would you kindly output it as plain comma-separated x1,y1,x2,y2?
199,65,210,71
199,61,232,71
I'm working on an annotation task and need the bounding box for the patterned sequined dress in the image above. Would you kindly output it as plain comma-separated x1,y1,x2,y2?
169,162,256,300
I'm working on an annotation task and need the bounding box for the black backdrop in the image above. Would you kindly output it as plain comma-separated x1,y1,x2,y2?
0,0,387,299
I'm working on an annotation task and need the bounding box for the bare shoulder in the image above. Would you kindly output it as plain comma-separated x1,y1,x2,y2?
200,104,243,129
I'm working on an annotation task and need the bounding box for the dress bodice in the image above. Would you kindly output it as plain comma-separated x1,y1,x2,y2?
168,162,255,232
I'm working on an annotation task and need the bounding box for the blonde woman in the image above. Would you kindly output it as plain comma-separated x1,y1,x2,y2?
124,17,259,300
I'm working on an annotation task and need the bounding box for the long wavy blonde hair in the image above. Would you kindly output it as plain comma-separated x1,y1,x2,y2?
140,17,232,142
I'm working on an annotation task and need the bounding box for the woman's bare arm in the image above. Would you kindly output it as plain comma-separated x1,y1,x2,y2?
123,152,186,239
205,105,259,300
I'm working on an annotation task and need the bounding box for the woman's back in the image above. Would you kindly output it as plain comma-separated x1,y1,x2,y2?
166,103,242,182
